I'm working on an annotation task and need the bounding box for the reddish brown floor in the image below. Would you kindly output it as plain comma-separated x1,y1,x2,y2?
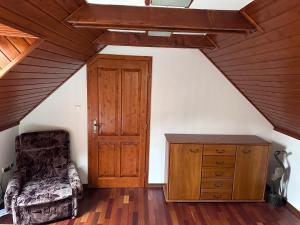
0,188,299,225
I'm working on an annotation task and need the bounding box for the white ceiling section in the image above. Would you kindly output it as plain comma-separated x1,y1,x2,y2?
86,0,253,10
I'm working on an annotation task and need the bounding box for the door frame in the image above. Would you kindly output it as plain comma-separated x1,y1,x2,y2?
87,54,152,187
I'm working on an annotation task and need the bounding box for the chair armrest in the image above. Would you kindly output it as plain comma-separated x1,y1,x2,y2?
67,162,83,198
4,172,22,213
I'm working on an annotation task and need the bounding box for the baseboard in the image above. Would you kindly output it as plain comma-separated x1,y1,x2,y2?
147,183,163,188
286,202,300,219
82,183,163,188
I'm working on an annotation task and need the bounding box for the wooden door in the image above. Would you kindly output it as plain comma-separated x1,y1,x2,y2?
88,55,152,188
168,144,203,200
233,145,269,200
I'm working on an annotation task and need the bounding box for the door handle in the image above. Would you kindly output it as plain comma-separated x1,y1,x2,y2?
93,119,103,134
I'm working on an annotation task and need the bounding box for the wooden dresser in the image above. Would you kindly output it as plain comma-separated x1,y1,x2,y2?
164,134,270,202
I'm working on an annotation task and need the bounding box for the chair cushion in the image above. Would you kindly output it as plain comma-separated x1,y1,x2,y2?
16,177,72,207
18,146,69,182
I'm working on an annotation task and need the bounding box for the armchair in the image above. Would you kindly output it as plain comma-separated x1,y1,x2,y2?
4,130,83,225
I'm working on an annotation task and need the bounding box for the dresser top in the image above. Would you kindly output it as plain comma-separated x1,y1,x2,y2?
165,134,270,145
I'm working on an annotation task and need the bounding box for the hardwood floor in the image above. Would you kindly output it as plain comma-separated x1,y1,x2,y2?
0,187,299,225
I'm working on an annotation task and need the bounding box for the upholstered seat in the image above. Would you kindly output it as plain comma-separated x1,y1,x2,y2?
16,177,72,207
5,130,83,225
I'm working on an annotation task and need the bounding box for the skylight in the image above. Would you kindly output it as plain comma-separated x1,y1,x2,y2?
86,0,253,10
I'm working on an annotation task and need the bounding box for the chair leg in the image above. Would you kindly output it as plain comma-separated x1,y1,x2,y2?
72,197,78,218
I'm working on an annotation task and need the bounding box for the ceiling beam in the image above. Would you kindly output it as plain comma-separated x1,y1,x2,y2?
94,31,216,49
66,4,256,34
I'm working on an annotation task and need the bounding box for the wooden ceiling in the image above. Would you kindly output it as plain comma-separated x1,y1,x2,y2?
0,0,104,131
0,34,39,77
0,0,299,140
202,0,300,139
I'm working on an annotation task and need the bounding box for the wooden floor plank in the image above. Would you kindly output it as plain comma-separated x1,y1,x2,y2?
0,188,299,225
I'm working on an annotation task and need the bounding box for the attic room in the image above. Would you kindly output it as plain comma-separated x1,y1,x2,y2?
0,0,299,224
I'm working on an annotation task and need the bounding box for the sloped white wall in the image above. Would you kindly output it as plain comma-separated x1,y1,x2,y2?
0,126,19,192
19,46,273,184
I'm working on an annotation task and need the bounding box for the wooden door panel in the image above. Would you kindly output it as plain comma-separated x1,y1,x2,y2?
169,144,203,200
233,145,269,200
121,69,141,136
120,143,139,177
97,68,119,136
88,55,151,188
98,143,118,177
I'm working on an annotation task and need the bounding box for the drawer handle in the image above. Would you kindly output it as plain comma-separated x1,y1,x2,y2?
213,194,222,199
214,183,224,188
242,149,251,154
215,172,224,177
216,160,224,165
190,148,199,153
216,149,225,154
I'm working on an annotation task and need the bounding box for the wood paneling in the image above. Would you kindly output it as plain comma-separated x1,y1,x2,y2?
0,0,104,131
202,0,300,139
0,35,37,71
0,23,35,38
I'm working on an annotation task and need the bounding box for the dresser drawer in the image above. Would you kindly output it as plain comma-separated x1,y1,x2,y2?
202,168,234,178
201,179,233,189
200,189,232,200
203,145,236,156
202,156,235,167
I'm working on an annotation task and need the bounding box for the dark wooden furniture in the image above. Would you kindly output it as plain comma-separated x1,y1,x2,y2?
164,134,269,202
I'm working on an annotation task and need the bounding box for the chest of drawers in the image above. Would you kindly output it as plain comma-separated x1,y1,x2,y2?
164,134,269,202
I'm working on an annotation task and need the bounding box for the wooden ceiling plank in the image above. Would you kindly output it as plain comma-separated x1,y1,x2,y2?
0,86,56,99
0,121,19,132
27,0,100,42
95,31,215,49
0,50,10,68
0,77,67,87
38,42,87,61
274,127,300,140
0,1,94,51
0,92,49,105
0,23,36,38
0,95,47,109
6,37,30,52
30,48,83,65
0,82,62,93
21,57,82,70
4,72,70,80
0,6,93,58
0,102,41,114
66,4,256,34
55,0,86,14
0,36,20,60
0,39,42,79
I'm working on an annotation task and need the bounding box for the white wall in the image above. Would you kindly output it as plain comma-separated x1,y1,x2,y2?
19,46,273,184
19,67,88,182
269,131,300,211
0,126,19,191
